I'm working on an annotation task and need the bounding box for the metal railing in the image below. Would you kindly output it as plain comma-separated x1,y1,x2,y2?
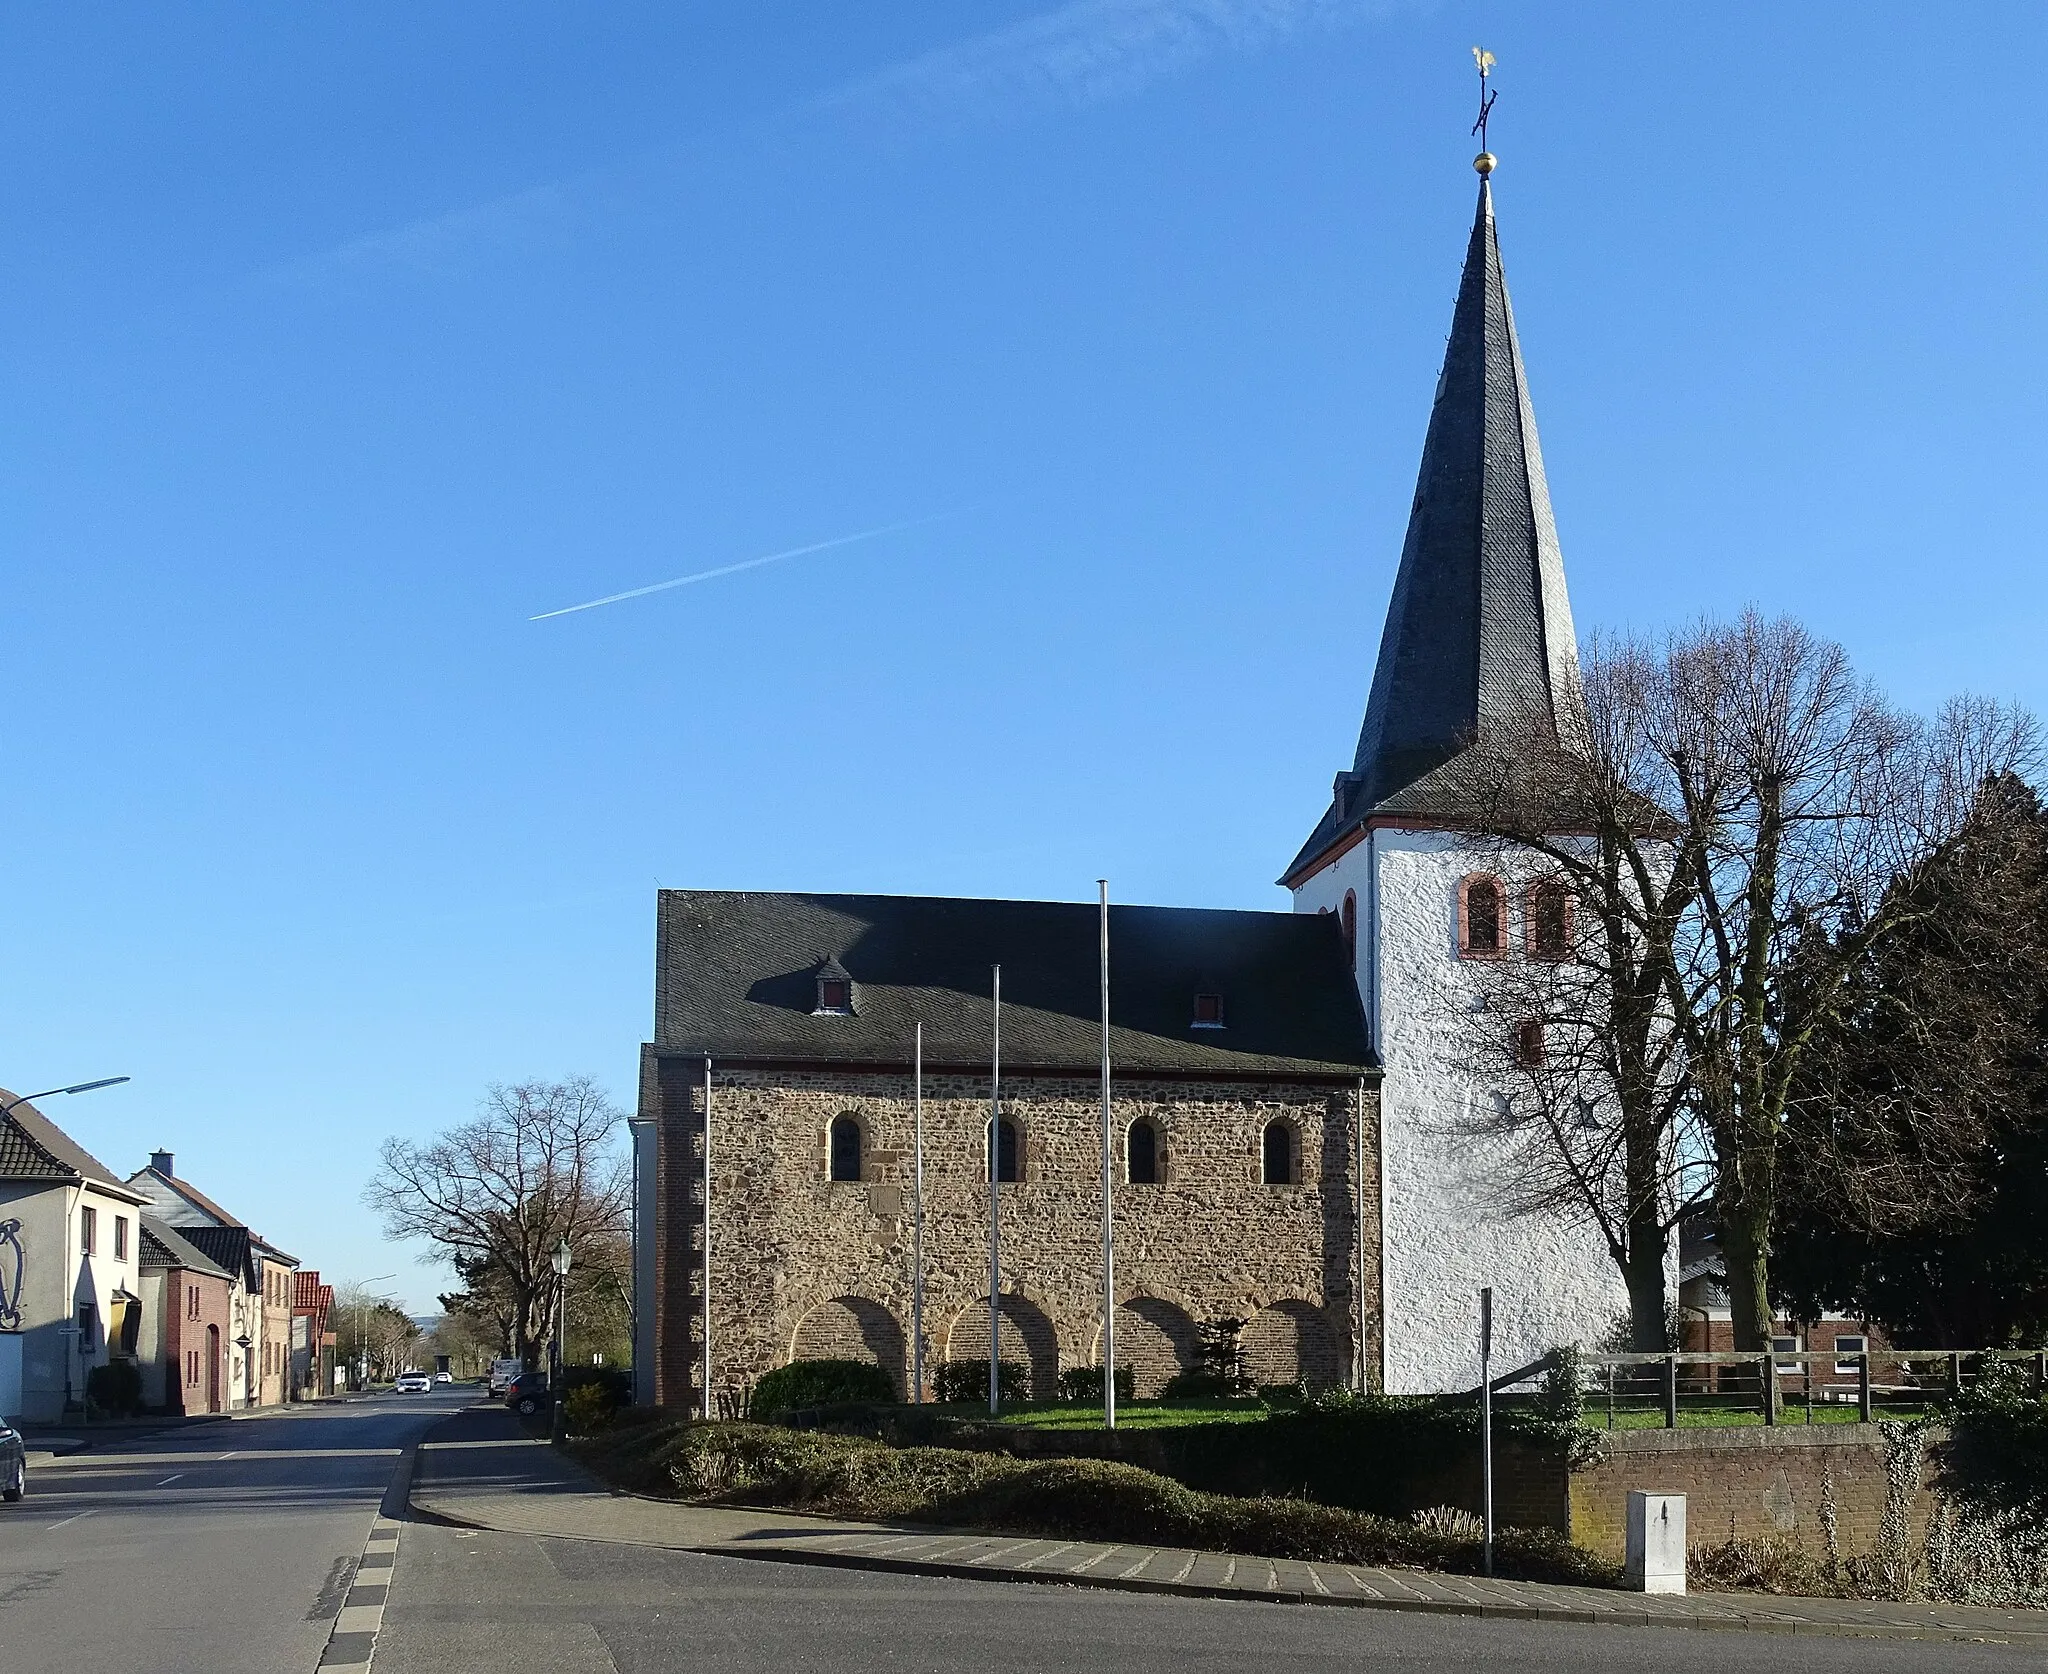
1576,1348,2048,1428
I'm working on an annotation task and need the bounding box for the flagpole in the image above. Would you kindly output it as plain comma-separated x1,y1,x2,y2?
912,1021,926,1404
1100,880,1116,1430
701,1054,713,1422
988,964,1002,1416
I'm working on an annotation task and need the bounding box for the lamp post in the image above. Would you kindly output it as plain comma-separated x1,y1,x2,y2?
549,1238,572,1443
355,1275,396,1390
0,1076,131,1119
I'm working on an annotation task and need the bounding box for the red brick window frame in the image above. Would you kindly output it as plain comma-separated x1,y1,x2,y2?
1457,875,1507,959
1526,879,1573,959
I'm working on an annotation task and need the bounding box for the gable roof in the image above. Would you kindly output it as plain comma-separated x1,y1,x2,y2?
129,1165,246,1230
138,1215,234,1281
654,890,1376,1081
0,1091,147,1202
1285,178,1588,884
175,1224,259,1290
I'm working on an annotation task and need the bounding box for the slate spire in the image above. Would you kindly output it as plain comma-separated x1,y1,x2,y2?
1284,178,1587,885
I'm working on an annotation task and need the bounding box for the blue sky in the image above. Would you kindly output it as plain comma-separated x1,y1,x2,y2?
5,3,2044,1311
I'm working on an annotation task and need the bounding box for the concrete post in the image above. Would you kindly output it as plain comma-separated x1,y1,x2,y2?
1624,1491,1687,1594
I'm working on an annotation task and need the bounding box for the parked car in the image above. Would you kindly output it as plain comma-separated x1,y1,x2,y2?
487,1358,522,1396
0,1418,23,1503
394,1371,433,1393
505,1370,550,1416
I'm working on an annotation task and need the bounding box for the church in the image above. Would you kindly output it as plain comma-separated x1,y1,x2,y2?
630,163,1626,1408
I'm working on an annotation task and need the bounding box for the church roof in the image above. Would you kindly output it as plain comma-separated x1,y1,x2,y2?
1284,179,1587,885
652,890,1376,1081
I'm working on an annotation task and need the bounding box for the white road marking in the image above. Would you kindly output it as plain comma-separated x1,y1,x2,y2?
45,1510,97,1531
157,1474,184,1485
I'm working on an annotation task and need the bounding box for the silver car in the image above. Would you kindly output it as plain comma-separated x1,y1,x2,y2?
0,1418,24,1503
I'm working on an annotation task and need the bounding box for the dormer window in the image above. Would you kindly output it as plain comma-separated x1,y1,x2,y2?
1192,993,1225,1029
813,958,855,1016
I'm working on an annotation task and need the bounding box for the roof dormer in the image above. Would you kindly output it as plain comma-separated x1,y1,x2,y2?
813,957,856,1016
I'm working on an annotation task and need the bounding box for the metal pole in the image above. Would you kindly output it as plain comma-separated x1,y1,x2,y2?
1354,1076,1368,1391
1099,880,1115,1431
913,1022,926,1405
701,1055,713,1422
989,965,1002,1416
1480,1287,1495,1578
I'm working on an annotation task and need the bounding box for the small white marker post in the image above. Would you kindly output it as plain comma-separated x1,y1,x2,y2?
1625,1492,1688,1594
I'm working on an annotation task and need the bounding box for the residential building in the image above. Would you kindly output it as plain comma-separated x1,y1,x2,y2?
127,1151,299,1407
136,1215,235,1415
0,1090,149,1422
292,1270,336,1399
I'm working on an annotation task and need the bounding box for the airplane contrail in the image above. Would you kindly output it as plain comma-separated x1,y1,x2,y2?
529,513,952,620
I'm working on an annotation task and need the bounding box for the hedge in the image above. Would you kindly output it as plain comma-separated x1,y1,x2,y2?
751,1358,897,1419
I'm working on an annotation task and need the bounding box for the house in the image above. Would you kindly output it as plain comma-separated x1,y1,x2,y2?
292,1270,336,1399
0,1090,150,1422
126,1151,299,1408
633,163,1625,1406
135,1215,235,1415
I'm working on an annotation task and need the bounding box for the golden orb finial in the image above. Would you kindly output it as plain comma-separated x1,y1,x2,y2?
1474,151,1497,176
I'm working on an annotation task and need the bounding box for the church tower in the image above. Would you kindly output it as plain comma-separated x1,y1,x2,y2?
1281,170,1627,1391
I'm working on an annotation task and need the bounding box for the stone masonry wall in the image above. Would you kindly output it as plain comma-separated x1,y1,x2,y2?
651,1056,1380,1408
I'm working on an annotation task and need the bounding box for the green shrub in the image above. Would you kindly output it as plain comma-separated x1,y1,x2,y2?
1160,1369,1237,1400
751,1358,896,1419
1055,1366,1135,1404
558,1363,633,1408
87,1358,144,1417
590,1421,1614,1588
933,1360,1027,1406
563,1384,618,1434
1938,1358,2048,1520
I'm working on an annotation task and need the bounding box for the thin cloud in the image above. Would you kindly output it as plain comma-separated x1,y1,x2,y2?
529,513,953,620
260,1,1391,287
816,0,1384,127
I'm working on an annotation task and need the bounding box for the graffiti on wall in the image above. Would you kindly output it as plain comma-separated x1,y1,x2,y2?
0,1218,22,1330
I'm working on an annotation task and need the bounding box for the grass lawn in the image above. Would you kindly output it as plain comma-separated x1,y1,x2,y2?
955,1399,1273,1430
1587,1401,1930,1430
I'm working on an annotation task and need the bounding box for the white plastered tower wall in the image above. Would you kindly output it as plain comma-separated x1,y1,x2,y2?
1292,832,1627,1392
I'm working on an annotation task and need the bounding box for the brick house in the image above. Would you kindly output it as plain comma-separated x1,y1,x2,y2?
1676,1217,1886,1396
136,1216,235,1415
127,1153,298,1408
635,893,1380,1411
293,1270,335,1399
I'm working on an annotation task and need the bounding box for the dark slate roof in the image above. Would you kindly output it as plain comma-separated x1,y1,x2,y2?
176,1225,258,1289
138,1214,234,1281
654,891,1376,1080
1285,180,1588,883
0,1091,145,1200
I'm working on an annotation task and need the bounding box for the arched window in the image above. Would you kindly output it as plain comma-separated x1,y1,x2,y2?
1261,1120,1294,1186
1459,875,1505,957
987,1117,1020,1184
1127,1120,1158,1185
829,1115,862,1182
1341,891,1358,970
1528,880,1572,958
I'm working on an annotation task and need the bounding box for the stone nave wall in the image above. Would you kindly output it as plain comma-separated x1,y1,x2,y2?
648,1054,1380,1409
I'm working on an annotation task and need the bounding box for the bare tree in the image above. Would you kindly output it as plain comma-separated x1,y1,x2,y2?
1456,611,2037,1361
362,1078,630,1369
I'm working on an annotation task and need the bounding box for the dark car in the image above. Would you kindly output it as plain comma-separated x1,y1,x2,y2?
0,1418,24,1503
505,1371,550,1417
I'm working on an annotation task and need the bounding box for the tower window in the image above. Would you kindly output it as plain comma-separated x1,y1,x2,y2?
1516,1020,1547,1067
828,1115,862,1182
1342,891,1358,970
1459,876,1506,958
1127,1120,1159,1185
988,1117,1020,1184
1529,880,1572,958
1192,993,1224,1028
1261,1120,1295,1186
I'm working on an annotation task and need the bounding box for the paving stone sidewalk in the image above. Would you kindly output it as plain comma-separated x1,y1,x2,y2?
408,1407,2047,1647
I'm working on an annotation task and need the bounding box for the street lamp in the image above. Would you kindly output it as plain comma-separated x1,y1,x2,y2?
356,1275,397,1390
549,1239,572,1443
0,1076,131,1118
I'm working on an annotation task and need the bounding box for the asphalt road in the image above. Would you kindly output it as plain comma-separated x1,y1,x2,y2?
0,1388,462,1674
377,1492,2038,1674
